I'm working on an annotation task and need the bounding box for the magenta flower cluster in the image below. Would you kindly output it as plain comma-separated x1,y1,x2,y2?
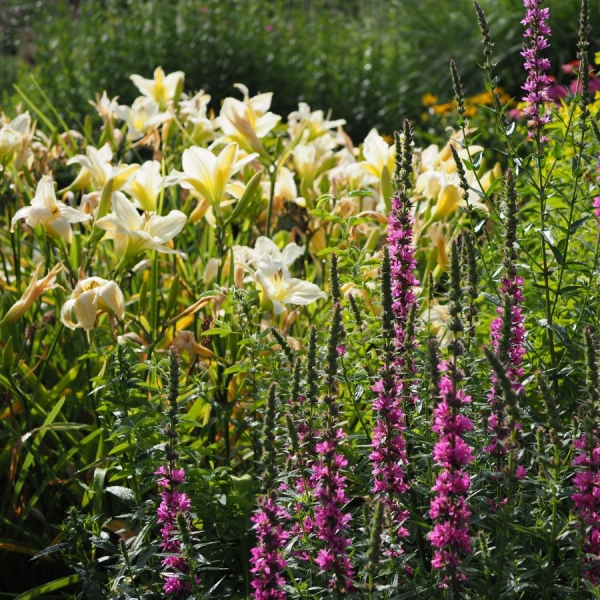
250,497,290,600
428,361,474,586
572,436,600,582
310,431,355,592
387,193,419,355
521,0,552,141
487,275,526,458
369,189,418,547
370,378,410,540
155,466,197,595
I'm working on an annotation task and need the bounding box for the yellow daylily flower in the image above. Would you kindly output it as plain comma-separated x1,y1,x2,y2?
217,91,281,156
11,176,92,242
60,277,125,330
67,143,139,191
254,253,326,315
287,102,346,141
166,143,258,209
114,97,171,141
122,160,165,212
358,128,395,180
95,192,187,260
130,66,184,109
0,262,63,326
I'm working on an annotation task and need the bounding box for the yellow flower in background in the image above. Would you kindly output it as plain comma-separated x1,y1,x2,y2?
95,191,187,259
0,262,63,326
166,143,258,208
11,176,92,242
130,66,184,109
60,277,125,330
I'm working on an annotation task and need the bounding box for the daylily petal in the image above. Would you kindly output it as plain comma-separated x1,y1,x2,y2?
147,211,187,242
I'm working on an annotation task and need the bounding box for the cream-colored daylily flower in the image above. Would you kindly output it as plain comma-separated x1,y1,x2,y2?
61,277,125,330
122,160,165,212
114,97,171,140
217,92,281,156
179,90,217,145
0,262,62,326
166,143,258,208
292,133,338,182
254,253,326,315
251,236,305,269
130,66,184,109
358,128,395,180
95,192,187,259
89,91,119,125
0,112,33,168
287,102,346,141
11,176,91,242
67,143,139,191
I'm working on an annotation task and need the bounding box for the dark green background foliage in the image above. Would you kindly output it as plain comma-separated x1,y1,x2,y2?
0,0,596,141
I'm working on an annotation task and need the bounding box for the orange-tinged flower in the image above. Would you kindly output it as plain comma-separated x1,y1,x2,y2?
0,262,62,326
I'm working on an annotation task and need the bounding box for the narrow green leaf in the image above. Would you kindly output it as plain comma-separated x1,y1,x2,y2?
14,575,79,600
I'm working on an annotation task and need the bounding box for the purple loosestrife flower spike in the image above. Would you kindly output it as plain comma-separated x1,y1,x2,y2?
520,0,552,142
155,348,200,595
487,170,526,463
309,273,354,593
370,246,410,545
572,328,600,582
250,384,289,600
428,359,474,591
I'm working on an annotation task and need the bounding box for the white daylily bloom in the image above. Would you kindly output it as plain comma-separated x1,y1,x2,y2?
358,128,395,180
287,102,346,140
11,176,91,242
179,91,217,145
130,66,184,108
0,112,33,167
292,133,337,182
67,143,139,191
89,91,119,124
254,254,326,315
166,143,258,208
114,97,171,140
95,192,187,258
251,236,304,270
61,277,125,330
122,160,165,212
216,93,281,156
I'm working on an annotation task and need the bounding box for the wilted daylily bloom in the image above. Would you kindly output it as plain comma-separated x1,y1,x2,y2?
11,175,91,242
67,143,139,191
254,253,326,315
130,66,184,109
114,97,171,141
122,160,165,212
60,277,125,330
0,262,62,326
95,192,187,259
166,143,258,209
216,86,281,156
